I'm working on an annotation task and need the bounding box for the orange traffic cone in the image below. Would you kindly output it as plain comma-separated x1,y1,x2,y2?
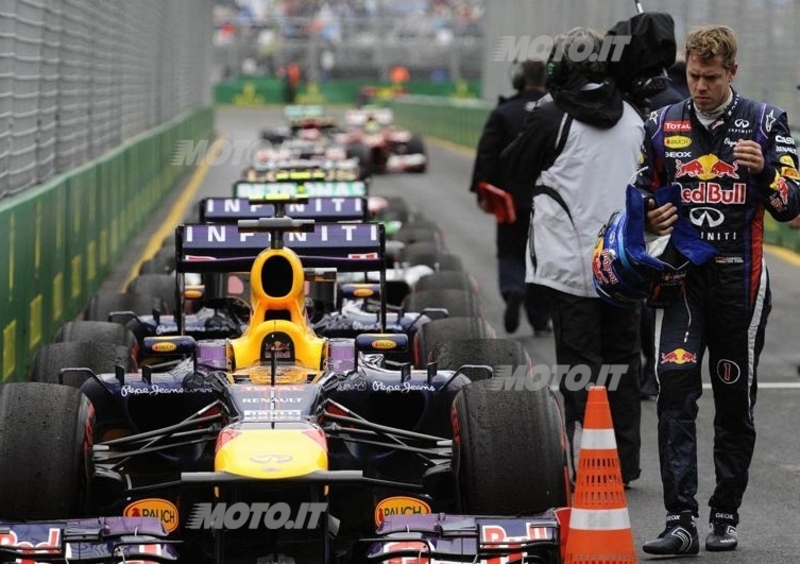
563,386,637,563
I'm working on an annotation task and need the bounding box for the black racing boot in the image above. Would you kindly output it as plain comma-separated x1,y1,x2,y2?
642,511,699,555
705,510,738,551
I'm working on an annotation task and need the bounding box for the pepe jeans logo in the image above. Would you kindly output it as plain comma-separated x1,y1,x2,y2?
371,381,435,393
121,385,213,397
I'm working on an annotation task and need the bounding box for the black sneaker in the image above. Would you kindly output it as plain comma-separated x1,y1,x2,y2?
503,292,523,334
642,511,699,555
705,510,738,552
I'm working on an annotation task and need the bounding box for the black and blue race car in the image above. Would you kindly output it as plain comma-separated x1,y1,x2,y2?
1,218,571,564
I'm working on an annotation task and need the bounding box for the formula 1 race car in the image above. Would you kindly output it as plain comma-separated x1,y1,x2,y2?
238,166,369,195
258,105,353,166
338,108,427,175
113,198,425,363
260,105,339,143
0,219,571,564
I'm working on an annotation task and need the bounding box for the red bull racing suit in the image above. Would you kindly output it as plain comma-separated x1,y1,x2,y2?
636,91,800,522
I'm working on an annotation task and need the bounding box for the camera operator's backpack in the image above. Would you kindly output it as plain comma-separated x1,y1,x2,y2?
606,12,677,104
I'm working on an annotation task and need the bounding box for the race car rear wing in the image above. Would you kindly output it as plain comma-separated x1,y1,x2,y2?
284,104,325,120
175,220,386,274
345,107,394,127
0,516,177,563
234,180,368,198
199,196,368,223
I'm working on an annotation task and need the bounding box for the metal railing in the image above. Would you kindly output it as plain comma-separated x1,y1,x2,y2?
0,0,214,200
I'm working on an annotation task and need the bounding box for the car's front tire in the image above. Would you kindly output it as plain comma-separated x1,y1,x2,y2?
451,379,570,515
0,382,94,519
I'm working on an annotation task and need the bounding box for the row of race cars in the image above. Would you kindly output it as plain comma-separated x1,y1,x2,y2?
0,107,572,564
258,105,427,177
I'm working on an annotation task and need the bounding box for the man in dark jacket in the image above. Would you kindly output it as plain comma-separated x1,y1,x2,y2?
469,59,551,335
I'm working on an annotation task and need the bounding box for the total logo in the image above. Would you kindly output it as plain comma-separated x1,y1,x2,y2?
660,347,698,365
663,120,692,132
675,154,739,180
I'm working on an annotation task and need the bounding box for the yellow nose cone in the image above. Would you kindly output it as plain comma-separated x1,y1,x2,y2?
215,427,327,479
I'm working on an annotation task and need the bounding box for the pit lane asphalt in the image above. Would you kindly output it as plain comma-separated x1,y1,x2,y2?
107,107,800,563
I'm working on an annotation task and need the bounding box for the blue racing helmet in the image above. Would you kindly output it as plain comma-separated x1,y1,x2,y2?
593,183,716,308
592,209,657,307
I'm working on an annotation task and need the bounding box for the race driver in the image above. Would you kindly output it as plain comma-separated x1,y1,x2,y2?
637,25,800,555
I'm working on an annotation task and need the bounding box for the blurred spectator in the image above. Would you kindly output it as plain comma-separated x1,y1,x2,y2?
283,61,301,103
390,65,410,86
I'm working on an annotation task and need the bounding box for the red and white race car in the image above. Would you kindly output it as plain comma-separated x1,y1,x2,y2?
336,107,428,175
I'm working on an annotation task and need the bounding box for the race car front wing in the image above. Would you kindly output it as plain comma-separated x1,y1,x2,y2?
364,512,564,564
0,517,177,563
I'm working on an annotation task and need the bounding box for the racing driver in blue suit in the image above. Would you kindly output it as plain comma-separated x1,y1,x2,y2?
636,25,800,555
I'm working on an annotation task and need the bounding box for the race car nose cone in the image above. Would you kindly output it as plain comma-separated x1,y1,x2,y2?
215,426,328,479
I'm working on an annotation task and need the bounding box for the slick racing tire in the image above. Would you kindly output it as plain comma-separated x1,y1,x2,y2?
139,244,176,275
377,195,411,224
347,142,373,178
31,341,137,387
54,320,139,351
415,316,495,368
84,290,167,323
402,288,482,320
431,337,531,381
0,382,94,519
126,273,178,314
403,241,443,268
452,380,570,515
393,224,443,248
138,243,177,275
436,252,464,272
403,242,464,272
406,134,427,173
414,271,478,293
139,257,173,275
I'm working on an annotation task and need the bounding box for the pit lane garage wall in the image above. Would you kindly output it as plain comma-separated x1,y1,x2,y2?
0,0,215,384
386,94,800,251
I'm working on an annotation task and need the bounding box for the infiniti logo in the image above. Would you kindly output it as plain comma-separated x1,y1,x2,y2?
250,454,293,464
689,207,725,227
733,119,749,128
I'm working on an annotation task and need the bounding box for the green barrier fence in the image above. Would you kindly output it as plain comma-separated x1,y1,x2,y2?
387,94,492,149
214,77,483,106
0,106,214,383
387,95,800,252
